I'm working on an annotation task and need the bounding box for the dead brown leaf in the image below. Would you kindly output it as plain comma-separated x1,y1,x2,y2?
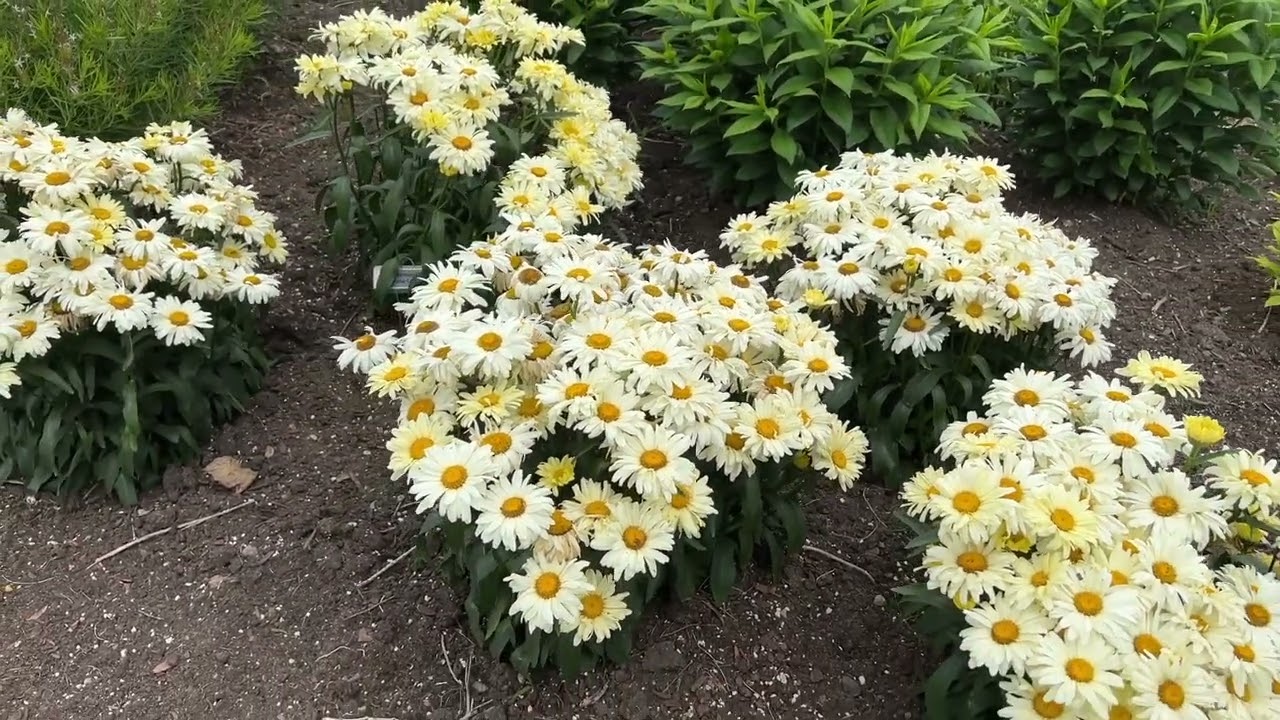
206,575,230,590
26,605,49,622
356,628,373,643
204,456,257,494
151,653,179,675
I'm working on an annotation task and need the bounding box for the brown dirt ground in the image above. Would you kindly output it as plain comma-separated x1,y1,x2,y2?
2,2,1279,719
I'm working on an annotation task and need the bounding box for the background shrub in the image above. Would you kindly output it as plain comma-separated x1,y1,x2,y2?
519,0,647,87
1258,206,1280,306
1006,0,1280,209
0,0,267,140
635,0,1018,206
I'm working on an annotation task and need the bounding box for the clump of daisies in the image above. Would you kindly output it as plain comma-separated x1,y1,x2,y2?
900,353,1280,719
0,109,284,499
0,109,286,393
333,216,869,670
721,149,1119,482
295,0,643,274
722,150,1116,365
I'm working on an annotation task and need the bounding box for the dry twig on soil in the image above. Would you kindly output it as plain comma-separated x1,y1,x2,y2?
87,499,256,568
802,543,876,583
357,547,413,588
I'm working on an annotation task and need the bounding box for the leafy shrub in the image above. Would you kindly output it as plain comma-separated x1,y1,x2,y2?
721,150,1117,485
0,0,267,141
0,111,286,502
296,1,643,300
1256,207,1280,307
897,354,1280,719
634,0,1017,206
332,221,869,674
519,0,646,86
1007,0,1280,209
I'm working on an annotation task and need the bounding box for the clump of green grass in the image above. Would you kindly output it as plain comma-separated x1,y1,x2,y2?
0,0,268,139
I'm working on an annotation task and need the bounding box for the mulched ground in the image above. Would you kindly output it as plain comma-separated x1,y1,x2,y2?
3,2,1279,719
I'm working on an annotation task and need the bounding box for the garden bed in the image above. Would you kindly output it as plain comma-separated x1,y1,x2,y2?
2,0,1280,718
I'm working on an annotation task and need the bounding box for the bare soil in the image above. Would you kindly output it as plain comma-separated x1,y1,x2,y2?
3,2,1279,719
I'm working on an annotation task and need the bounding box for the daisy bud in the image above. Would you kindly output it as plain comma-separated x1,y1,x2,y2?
1184,415,1225,448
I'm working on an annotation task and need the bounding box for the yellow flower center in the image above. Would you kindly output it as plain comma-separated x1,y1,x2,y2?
440,465,468,490
756,418,781,440
671,485,692,510
642,350,668,366
1132,633,1162,656
4,258,28,275
956,551,988,573
1242,469,1271,487
451,136,473,150
500,497,526,518
727,318,750,332
1071,466,1095,483
565,382,590,399
581,592,605,619
108,294,134,310
1152,561,1178,584
1031,570,1049,587
1021,424,1047,441
16,320,38,338
640,449,668,470
481,432,512,454
965,302,984,318
584,500,610,518
903,316,927,333
1004,283,1021,300
1246,602,1272,627
962,422,989,436
438,278,460,293
830,449,849,469
355,335,377,351
409,437,435,460
990,619,1020,645
1051,508,1076,531
1073,591,1103,616
1013,389,1040,406
168,311,190,327
46,221,71,235
596,402,621,422
383,366,408,382
1235,643,1257,662
476,332,503,352
726,433,746,451
44,170,71,186
952,491,981,514
1033,692,1065,719
534,572,561,599
622,526,648,550
1151,495,1180,517
1158,681,1185,709
1065,658,1095,683
1109,432,1137,448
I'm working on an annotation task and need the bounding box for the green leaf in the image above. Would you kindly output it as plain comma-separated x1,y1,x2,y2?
709,541,737,603
724,113,767,137
924,652,966,720
770,128,799,163
826,66,856,95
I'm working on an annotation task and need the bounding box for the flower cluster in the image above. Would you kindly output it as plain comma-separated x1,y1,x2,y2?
720,150,1118,366
334,221,869,645
0,109,286,398
294,0,643,212
903,353,1280,718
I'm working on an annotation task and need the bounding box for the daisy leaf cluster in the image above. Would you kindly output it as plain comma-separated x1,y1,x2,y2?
334,216,869,672
0,109,284,501
900,355,1280,720
295,0,643,293
720,149,1120,484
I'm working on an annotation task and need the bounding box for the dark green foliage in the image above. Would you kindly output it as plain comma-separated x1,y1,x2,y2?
635,0,1018,206
431,450,811,676
520,0,647,86
0,0,268,140
0,302,270,504
827,309,1058,487
1006,0,1280,210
